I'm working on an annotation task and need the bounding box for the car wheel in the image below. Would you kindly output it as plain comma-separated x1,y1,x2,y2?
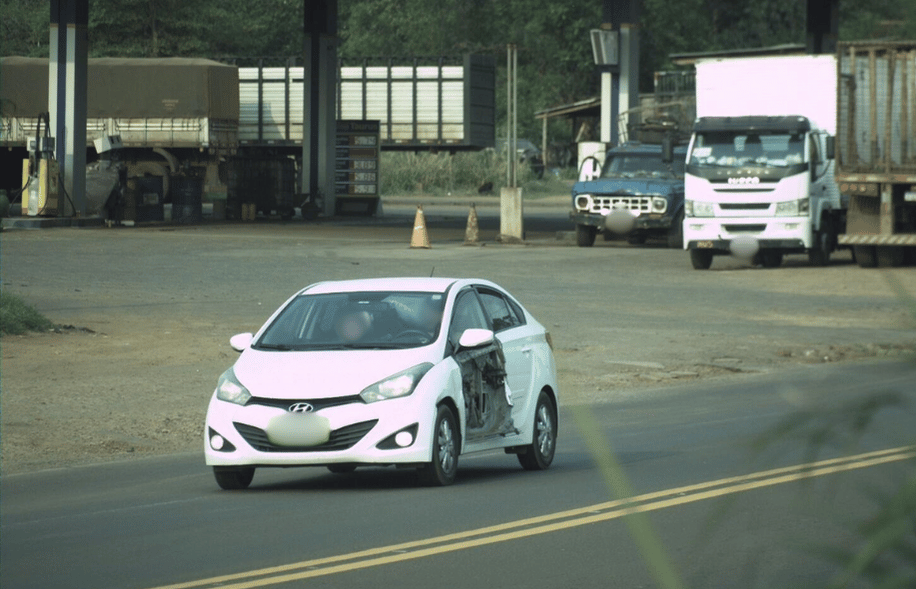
213,466,255,490
518,390,557,471
418,405,459,486
576,224,596,247
690,249,713,270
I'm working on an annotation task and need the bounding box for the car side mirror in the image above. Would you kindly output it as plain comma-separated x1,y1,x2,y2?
825,135,835,160
578,156,602,182
457,328,494,349
229,332,254,352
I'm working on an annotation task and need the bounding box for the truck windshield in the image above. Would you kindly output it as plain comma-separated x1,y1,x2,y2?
602,154,684,178
689,131,804,168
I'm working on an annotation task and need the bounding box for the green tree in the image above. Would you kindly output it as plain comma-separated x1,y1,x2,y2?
1,0,52,57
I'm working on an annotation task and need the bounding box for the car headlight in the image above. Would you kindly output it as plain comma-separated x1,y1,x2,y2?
652,197,667,213
216,367,251,405
685,200,713,217
574,194,593,211
359,363,433,404
774,198,809,216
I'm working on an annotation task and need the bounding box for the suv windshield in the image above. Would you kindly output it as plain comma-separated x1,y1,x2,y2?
255,291,445,350
689,131,805,168
601,153,685,178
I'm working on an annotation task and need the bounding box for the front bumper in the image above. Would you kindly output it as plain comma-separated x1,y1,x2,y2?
570,211,677,231
683,216,810,251
204,393,434,468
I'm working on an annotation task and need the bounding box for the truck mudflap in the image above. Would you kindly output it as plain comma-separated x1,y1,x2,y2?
838,234,916,246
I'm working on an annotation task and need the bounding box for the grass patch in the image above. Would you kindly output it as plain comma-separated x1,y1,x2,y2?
381,151,575,198
0,291,54,335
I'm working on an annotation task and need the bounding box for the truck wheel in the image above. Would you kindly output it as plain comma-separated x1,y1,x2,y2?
666,211,684,249
807,227,831,266
854,246,877,268
758,252,783,268
690,249,713,270
877,246,905,267
576,225,597,247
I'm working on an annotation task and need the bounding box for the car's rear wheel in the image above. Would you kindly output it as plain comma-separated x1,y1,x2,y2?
418,405,459,486
518,391,557,471
213,466,255,490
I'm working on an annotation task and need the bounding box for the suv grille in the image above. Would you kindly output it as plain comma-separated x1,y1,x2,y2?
589,195,652,214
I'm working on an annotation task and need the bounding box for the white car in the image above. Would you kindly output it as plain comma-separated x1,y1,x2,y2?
204,277,559,488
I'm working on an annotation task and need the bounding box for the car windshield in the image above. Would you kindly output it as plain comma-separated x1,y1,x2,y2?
255,291,446,351
689,131,805,168
601,153,684,178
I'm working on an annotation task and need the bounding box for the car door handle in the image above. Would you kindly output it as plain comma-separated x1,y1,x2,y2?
521,347,533,354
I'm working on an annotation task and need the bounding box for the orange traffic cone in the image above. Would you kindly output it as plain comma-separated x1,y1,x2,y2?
410,205,431,249
464,203,479,245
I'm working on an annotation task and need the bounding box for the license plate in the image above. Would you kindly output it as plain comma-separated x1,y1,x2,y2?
697,241,714,249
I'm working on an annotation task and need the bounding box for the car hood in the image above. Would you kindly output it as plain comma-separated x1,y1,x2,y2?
233,348,437,400
573,178,682,197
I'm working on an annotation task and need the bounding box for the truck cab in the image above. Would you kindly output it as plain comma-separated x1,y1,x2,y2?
571,142,687,248
683,115,844,269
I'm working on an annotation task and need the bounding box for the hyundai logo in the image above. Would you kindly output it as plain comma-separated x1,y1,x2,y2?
288,402,314,413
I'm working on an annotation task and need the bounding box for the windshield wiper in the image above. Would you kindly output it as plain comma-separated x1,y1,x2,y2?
255,343,294,351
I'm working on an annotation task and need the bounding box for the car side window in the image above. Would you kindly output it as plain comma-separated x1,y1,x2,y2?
477,288,522,332
448,290,489,348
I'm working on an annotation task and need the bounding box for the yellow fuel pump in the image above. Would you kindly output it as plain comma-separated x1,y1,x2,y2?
21,113,59,217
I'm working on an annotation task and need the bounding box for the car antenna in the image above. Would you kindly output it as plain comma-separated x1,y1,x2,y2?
429,266,435,277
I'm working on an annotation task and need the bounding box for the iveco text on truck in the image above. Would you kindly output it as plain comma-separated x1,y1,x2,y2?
683,55,845,269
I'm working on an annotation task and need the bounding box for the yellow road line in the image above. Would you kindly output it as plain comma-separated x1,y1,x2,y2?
150,445,915,589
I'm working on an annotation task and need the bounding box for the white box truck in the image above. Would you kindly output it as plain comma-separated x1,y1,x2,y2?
682,54,845,269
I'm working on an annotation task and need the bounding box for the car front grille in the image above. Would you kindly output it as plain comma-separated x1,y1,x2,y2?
245,395,362,412
234,420,378,453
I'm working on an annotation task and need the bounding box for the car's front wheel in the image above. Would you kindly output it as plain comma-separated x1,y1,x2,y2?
213,466,255,490
418,405,459,486
518,390,557,471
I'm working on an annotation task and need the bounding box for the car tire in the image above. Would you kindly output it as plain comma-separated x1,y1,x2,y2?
213,466,255,490
418,405,459,486
576,224,597,247
518,390,557,471
690,249,713,270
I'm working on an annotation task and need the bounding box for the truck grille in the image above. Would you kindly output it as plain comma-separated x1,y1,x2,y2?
234,420,377,452
723,224,766,233
588,195,652,214
720,203,770,211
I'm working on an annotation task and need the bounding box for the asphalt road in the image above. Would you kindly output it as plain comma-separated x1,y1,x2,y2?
2,360,914,589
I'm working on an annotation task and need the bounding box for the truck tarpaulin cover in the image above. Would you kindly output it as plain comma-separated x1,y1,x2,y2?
0,57,239,120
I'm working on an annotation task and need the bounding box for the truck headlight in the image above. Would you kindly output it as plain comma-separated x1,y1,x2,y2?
652,197,667,213
774,198,809,216
685,200,713,217
574,194,593,211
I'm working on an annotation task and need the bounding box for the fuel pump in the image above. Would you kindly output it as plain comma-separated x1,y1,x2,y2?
21,113,59,216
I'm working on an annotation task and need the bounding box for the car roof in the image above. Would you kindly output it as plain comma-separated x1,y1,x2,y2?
302,277,463,295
